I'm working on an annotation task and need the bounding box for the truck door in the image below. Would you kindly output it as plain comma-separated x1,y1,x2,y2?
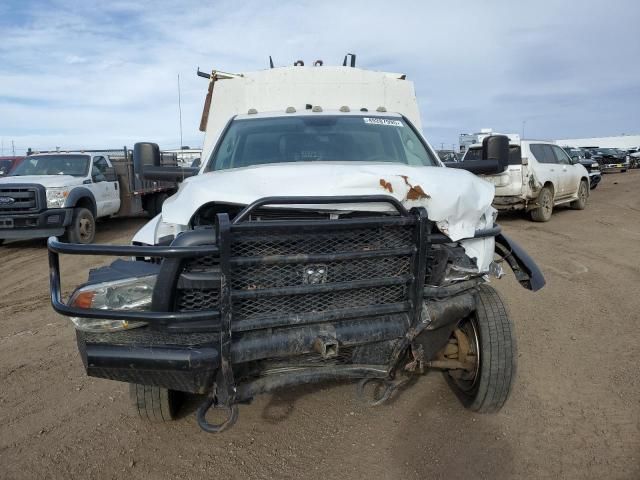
90,156,120,217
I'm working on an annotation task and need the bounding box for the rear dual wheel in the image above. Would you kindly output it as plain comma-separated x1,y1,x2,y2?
146,193,169,218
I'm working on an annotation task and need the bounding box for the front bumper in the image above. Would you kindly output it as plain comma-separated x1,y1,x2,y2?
601,163,628,172
588,172,602,188
0,208,73,239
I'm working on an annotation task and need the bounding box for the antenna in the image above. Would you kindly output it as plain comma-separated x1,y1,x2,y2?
178,74,184,149
269,56,274,68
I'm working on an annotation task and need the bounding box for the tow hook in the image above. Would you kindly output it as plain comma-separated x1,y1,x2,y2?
356,376,412,406
196,396,239,433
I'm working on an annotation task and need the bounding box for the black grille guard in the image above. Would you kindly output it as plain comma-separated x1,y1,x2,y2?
48,195,503,325
48,195,513,432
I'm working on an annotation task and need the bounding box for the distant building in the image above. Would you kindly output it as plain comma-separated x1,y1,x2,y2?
459,128,520,152
554,134,640,149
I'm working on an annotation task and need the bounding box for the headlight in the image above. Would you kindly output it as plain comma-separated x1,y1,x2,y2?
68,275,156,332
46,188,70,208
591,163,599,169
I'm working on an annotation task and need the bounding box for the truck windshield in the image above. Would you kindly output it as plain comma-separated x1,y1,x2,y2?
10,155,90,177
208,115,438,170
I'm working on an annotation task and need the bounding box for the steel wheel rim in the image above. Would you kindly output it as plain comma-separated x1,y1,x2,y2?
449,316,481,392
542,192,552,214
79,217,93,241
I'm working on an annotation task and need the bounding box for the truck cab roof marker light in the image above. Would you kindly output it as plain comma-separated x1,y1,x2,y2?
340,106,350,112
312,106,323,112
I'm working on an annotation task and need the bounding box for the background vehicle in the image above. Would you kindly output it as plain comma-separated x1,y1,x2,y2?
628,147,640,168
48,59,544,433
0,156,25,176
459,140,590,221
589,147,629,172
0,148,178,245
562,146,602,189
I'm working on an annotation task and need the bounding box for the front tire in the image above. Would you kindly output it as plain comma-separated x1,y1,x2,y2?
571,180,589,210
129,384,181,422
65,207,95,244
445,285,517,413
530,186,553,222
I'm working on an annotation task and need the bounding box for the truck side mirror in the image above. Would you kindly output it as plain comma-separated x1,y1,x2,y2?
482,135,509,173
446,135,510,175
133,142,161,174
133,142,198,182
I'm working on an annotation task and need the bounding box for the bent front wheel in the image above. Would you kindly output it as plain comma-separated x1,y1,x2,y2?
444,285,517,413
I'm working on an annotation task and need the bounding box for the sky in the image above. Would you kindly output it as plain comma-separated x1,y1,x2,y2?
1,0,639,155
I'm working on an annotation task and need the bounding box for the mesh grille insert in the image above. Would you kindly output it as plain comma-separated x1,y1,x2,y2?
234,284,406,320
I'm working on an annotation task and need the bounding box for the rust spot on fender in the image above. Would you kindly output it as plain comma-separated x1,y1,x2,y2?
400,175,430,200
379,178,394,193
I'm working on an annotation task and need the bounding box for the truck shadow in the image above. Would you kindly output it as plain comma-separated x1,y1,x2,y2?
390,378,516,479
177,380,356,424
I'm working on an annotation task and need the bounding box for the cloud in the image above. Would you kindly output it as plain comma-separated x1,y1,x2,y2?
1,0,639,154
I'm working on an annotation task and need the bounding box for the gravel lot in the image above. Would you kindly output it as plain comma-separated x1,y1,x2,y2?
1,171,639,479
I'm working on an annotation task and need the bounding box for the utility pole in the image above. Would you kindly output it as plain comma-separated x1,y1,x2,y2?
12,140,15,156
178,74,184,149
522,120,527,139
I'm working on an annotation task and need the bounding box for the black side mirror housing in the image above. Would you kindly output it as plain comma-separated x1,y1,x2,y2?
133,142,198,182
447,135,510,175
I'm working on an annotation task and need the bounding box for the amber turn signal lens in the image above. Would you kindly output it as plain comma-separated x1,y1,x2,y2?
71,291,95,309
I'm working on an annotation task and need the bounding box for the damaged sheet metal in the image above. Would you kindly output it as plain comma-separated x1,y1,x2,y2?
162,162,496,242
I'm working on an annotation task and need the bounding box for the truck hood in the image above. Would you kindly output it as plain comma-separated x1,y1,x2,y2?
0,175,85,188
162,162,496,241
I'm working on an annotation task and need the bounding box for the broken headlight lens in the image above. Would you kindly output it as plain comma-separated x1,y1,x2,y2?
67,275,156,332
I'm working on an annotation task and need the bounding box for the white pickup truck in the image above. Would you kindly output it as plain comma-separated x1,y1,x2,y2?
49,60,545,433
0,149,178,244
460,140,590,222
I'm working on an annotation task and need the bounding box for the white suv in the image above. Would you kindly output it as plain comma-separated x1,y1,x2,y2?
462,140,590,222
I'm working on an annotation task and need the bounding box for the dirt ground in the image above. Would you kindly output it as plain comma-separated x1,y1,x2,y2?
1,171,639,480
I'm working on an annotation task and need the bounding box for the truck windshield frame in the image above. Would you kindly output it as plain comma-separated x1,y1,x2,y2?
206,115,439,171
10,155,91,177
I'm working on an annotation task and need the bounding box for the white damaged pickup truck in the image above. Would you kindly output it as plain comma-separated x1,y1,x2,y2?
48,59,545,433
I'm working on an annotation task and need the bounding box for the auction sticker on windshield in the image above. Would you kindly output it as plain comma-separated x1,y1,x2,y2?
363,118,403,126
